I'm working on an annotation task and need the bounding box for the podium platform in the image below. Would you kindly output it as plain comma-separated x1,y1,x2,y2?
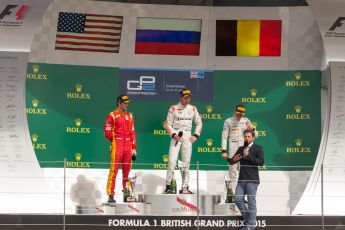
144,194,221,215
99,194,227,215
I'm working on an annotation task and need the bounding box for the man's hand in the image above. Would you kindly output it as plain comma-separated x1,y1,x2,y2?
233,154,242,162
221,152,228,159
243,148,249,157
173,135,181,142
189,136,197,143
132,149,137,156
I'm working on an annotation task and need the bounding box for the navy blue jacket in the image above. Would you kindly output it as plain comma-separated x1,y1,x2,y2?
229,143,264,184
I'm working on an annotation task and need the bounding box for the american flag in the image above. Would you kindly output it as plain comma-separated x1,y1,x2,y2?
55,12,123,53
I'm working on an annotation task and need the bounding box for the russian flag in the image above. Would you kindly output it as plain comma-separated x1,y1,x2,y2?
135,18,201,56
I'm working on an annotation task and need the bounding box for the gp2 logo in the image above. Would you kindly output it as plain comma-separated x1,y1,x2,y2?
127,76,155,91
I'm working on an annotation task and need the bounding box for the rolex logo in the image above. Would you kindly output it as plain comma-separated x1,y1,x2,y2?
153,122,169,136
286,105,310,120
295,138,302,147
75,152,82,161
287,138,311,153
67,153,91,168
295,72,302,80
250,89,257,97
153,154,170,169
75,84,83,92
198,138,221,153
75,118,82,126
162,155,169,163
206,105,213,113
27,64,47,80
66,118,90,134
242,89,265,103
31,134,47,150
33,65,39,74
66,84,91,100
26,99,47,115
295,105,302,113
32,99,39,108
31,134,38,142
200,105,221,120
286,72,310,87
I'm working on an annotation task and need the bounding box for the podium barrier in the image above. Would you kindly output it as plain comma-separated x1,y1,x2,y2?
2,160,344,229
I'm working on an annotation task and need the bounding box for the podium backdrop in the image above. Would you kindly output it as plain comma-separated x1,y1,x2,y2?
26,63,321,170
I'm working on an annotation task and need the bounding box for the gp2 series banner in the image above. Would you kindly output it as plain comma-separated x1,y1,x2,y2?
26,63,320,170
119,68,213,101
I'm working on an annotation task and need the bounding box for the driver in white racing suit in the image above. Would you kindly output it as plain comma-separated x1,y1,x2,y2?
221,105,256,193
164,89,202,194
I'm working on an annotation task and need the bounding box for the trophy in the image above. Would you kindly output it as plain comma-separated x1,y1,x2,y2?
128,174,138,202
123,181,131,202
170,171,177,194
224,176,234,203
178,160,188,194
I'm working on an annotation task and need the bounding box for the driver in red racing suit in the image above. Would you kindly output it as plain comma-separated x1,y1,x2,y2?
104,95,137,203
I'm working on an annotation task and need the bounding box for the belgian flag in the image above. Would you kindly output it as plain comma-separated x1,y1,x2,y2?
216,20,282,56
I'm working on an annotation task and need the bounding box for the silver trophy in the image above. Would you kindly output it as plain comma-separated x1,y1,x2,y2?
224,176,234,203
128,174,137,202
178,160,188,194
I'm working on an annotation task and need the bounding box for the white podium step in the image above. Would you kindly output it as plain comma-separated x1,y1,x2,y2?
214,203,239,215
98,194,227,215
144,194,221,215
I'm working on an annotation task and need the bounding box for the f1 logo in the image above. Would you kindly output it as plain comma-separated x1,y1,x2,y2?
329,17,345,31
0,5,28,20
127,76,155,91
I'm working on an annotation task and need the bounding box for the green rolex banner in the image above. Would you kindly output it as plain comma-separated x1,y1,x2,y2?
26,63,119,168
26,63,320,171
209,70,321,171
